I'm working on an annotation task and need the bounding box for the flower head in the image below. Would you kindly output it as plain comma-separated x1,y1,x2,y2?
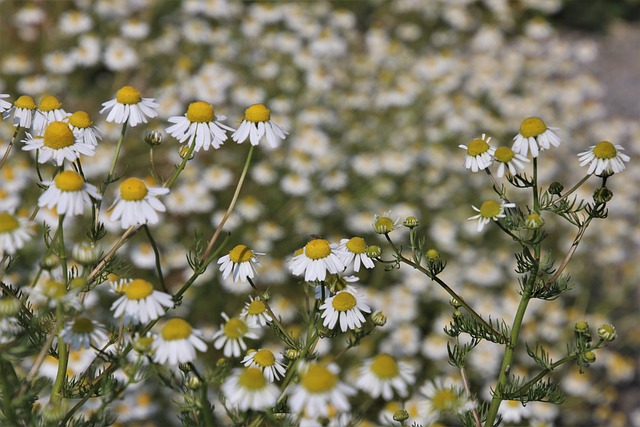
217,244,264,283
493,146,529,178
222,367,280,411
33,95,67,134
22,121,95,166
0,211,33,256
211,313,260,358
337,237,375,272
5,95,36,128
240,296,272,326
100,85,159,126
38,170,101,216
232,103,288,148
152,317,208,365
356,353,416,400
288,239,346,282
512,117,560,158
459,133,496,172
110,278,174,324
109,177,169,228
319,289,371,332
373,211,401,234
166,101,234,152
242,348,287,382
0,94,12,114
420,377,474,417
468,200,516,232
60,317,108,350
68,111,103,146
577,140,630,176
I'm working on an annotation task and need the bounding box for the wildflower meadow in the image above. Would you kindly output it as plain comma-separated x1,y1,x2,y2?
0,1,638,426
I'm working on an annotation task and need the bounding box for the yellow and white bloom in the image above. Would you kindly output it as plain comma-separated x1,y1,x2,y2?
232,103,287,148
468,200,516,232
221,367,279,411
67,110,102,146
373,211,401,234
4,95,36,128
420,377,474,417
217,244,263,283
459,133,496,172
100,85,159,126
38,170,101,216
337,237,375,272
319,289,371,332
60,317,108,350
577,140,630,176
22,121,95,166
211,313,260,358
512,117,560,158
240,296,272,326
356,353,416,400
0,211,33,256
288,239,346,282
152,318,208,365
242,348,287,382
493,146,529,178
110,278,174,324
166,101,234,152
33,95,67,134
0,94,12,114
109,178,169,228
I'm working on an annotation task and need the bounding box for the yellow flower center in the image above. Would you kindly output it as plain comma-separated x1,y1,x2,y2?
115,86,142,105
253,349,276,367
331,292,357,312
305,239,331,260
38,95,62,112
346,237,367,254
238,367,267,390
370,353,399,379
124,279,154,300
43,122,75,149
466,138,489,156
229,244,254,263
14,95,36,110
71,317,95,334
593,141,616,159
223,317,248,339
161,318,192,341
2,165,15,180
186,101,215,123
374,217,395,233
244,104,270,123
247,300,266,315
519,117,547,138
479,200,501,219
136,393,152,406
0,212,20,233
54,170,85,192
44,280,66,300
119,178,148,201
68,111,93,129
431,388,457,411
494,146,515,163
300,364,337,393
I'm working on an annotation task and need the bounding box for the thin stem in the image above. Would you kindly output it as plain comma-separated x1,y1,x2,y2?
532,158,540,212
248,278,297,348
51,214,70,404
0,125,21,171
101,120,128,195
87,226,137,283
149,146,162,182
163,138,197,189
544,173,593,209
143,224,167,293
544,218,591,288
460,366,482,427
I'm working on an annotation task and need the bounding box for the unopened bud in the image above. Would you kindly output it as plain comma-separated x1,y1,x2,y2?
575,321,590,334
187,375,202,390
453,310,463,318
366,245,382,258
450,298,461,308
144,130,163,146
285,348,300,360
593,187,613,204
393,409,409,422
40,254,60,269
582,351,596,363
549,182,564,195
403,216,419,229
179,363,192,373
426,249,440,261
525,212,544,229
0,296,21,317
371,311,387,327
41,401,66,422
179,145,194,159
597,324,616,342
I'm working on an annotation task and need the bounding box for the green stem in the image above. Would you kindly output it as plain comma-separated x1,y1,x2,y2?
544,173,593,209
143,225,167,293
163,137,197,189
248,278,296,348
0,357,19,425
101,120,128,195
0,125,21,171
51,214,70,404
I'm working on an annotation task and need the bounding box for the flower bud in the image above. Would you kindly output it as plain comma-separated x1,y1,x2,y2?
575,321,590,334
366,245,382,258
68,277,86,291
179,145,194,159
285,348,300,360
393,409,409,422
374,216,395,234
40,254,60,270
426,249,440,261
216,357,228,367
72,242,100,265
0,296,21,317
179,363,192,373
597,324,616,342
144,130,163,146
186,375,202,390
593,187,613,204
403,216,419,229
549,182,564,195
41,401,66,422
371,311,387,327
260,291,271,301
449,298,461,308
453,310,463,318
133,335,153,353
525,212,544,229
582,351,596,363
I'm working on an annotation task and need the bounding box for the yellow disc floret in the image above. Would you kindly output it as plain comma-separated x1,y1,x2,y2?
223,317,248,339
301,364,337,393
71,317,95,334
519,117,547,138
0,212,20,233
229,244,254,263
479,200,501,218
124,279,154,300
305,239,331,260
161,318,192,341
346,237,367,254
467,138,489,156
374,217,395,233
14,95,36,110
38,95,62,112
186,101,215,123
115,86,142,105
43,280,66,300
247,300,266,315
253,349,276,367
370,353,399,379
43,122,75,149
54,170,85,192
68,111,93,129
238,367,267,390
332,291,357,312
593,141,616,159
119,178,148,201
494,146,515,163
244,104,270,123
432,388,458,411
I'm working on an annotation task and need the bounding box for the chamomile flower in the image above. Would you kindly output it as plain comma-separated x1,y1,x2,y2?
493,146,529,178
288,239,346,282
499,399,532,423
0,211,33,256
67,111,103,146
4,95,37,128
110,278,174,324
22,121,95,166
33,95,67,134
512,117,560,158
373,211,401,234
109,178,170,229
231,103,288,148
211,313,260,358
221,367,279,411
242,348,287,382
420,377,474,417
217,244,264,283
240,296,272,326
459,134,496,172
467,200,516,232
337,237,375,272
166,101,234,151
0,94,13,114
38,170,101,216
100,85,159,127
152,318,208,365
60,317,108,350
319,289,371,332
288,362,356,418
577,140,630,176
356,353,416,400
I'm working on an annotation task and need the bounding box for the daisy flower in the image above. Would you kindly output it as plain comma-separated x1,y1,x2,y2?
22,121,95,166
221,367,279,411
4,95,36,128
109,177,169,229
33,95,67,134
217,244,264,283
459,133,496,172
498,400,532,423
242,348,287,382
372,211,401,234
100,85,159,127
420,377,474,418
467,199,516,232
287,362,356,419
512,117,560,158
356,353,416,400
152,318,208,365
320,289,371,332
0,94,11,114
240,296,273,326
231,103,288,148
0,211,33,256
288,239,346,282
60,317,109,350
493,146,529,178
337,237,375,272
38,170,101,216
211,313,260,358
577,140,630,176
110,278,174,324
378,398,435,426
67,111,103,146
165,101,234,152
